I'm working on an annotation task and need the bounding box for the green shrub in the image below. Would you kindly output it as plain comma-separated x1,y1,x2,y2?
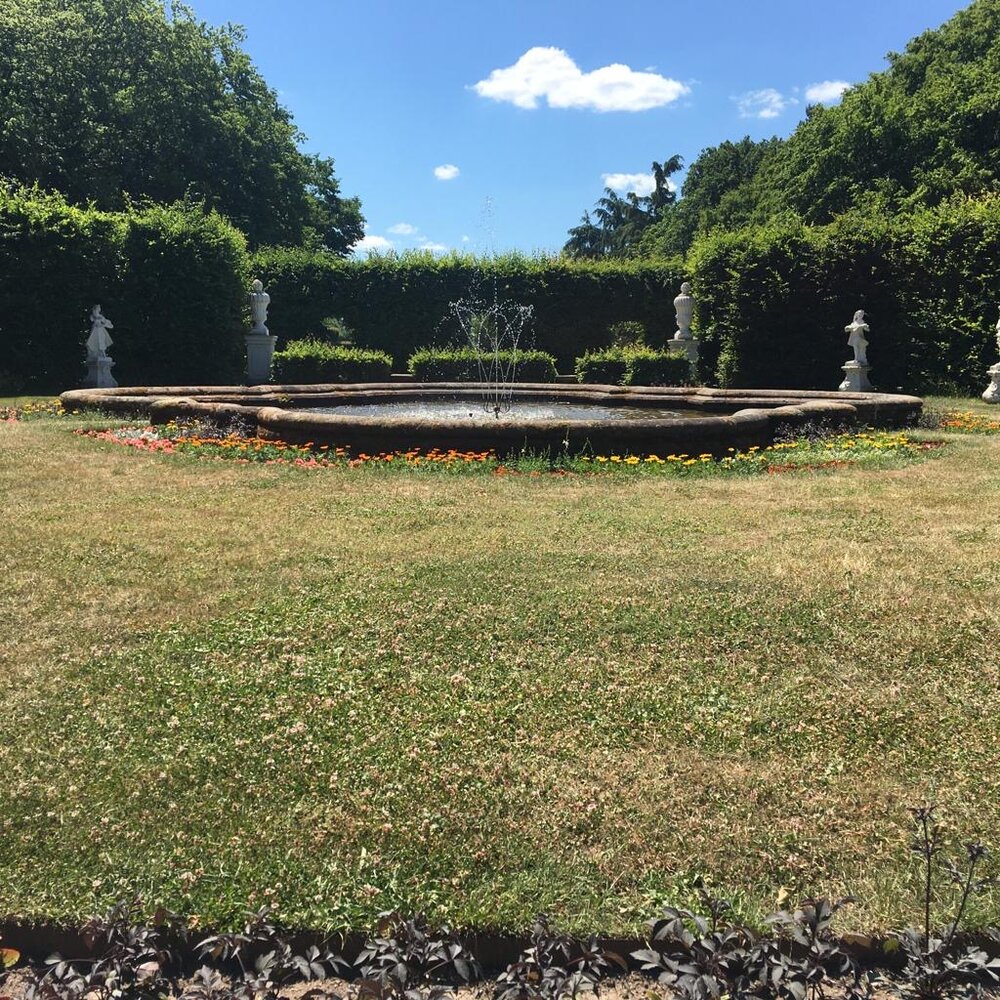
0,183,247,390
688,195,1000,393
625,349,693,386
408,347,558,382
0,184,124,390
272,340,392,383
576,347,693,386
575,349,629,385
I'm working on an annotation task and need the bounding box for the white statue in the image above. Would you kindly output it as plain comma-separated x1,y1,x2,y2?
86,305,114,359
982,312,1000,403
846,309,869,366
673,282,694,340
249,279,270,335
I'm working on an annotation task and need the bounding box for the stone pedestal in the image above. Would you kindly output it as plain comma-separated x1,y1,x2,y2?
668,336,700,366
83,355,117,388
838,361,873,393
245,333,276,385
983,363,1000,403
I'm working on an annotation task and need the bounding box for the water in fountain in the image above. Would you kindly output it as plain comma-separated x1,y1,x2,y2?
447,297,534,418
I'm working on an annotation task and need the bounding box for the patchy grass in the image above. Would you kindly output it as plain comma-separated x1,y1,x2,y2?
2,400,1000,936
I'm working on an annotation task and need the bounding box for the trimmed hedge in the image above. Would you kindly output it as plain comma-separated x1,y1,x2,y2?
625,348,694,386
408,347,558,382
575,350,629,385
272,340,392,383
576,347,693,386
688,196,1000,393
251,249,688,370
0,183,248,391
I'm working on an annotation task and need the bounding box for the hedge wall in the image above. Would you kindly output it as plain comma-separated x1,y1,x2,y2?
250,249,688,371
688,197,1000,393
0,184,248,391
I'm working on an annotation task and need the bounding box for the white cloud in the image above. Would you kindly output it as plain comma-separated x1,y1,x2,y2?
461,235,470,243
805,80,852,104
388,222,417,235
434,163,460,181
351,234,395,256
735,88,797,119
473,46,689,113
418,239,448,253
602,171,677,197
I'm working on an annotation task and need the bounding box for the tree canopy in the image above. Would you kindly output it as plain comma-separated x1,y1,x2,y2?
596,0,1000,258
563,157,682,258
0,0,364,251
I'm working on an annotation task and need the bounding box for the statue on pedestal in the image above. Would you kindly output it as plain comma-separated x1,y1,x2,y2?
83,304,117,388
846,309,869,366
249,279,270,335
245,279,276,384
86,305,114,359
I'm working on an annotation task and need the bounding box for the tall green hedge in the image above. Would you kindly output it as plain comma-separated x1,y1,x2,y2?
0,184,248,391
250,245,344,344
688,196,1000,393
250,249,687,370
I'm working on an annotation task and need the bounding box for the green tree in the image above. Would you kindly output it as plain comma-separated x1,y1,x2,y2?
641,137,782,255
0,0,363,251
564,156,682,258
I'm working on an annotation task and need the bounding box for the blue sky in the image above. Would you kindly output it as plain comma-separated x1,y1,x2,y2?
193,0,967,255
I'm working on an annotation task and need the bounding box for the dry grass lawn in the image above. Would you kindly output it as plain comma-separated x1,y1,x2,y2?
2,403,1000,936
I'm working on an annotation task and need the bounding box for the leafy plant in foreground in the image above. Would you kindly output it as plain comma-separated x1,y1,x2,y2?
355,911,481,1000
26,897,183,1000
195,904,347,1000
764,897,871,1000
632,889,765,1000
893,806,1000,1000
495,913,625,1000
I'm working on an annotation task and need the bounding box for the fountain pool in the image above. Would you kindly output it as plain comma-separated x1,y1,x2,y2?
60,383,923,457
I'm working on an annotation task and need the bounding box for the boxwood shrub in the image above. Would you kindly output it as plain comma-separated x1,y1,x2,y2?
408,347,558,382
576,347,693,386
625,349,693,386
575,350,629,385
272,340,393,383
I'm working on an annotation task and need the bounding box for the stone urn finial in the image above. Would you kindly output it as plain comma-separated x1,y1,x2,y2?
673,282,694,341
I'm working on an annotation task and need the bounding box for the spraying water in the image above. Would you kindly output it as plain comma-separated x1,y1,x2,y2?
447,198,535,419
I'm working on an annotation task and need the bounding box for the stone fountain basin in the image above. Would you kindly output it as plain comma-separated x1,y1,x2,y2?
59,383,923,456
